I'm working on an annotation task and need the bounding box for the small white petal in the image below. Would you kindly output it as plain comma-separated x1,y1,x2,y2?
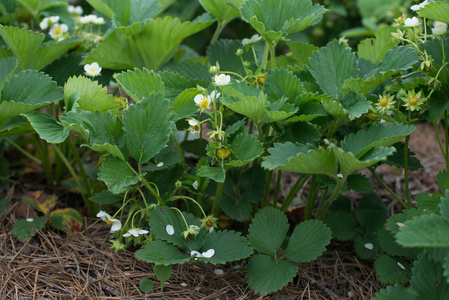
157,162,164,167
123,233,132,237
214,269,224,275
96,210,109,221
110,220,122,232
166,224,175,235
180,282,188,287
348,291,353,297
364,243,374,250
397,262,406,270
202,249,215,258
208,227,214,233
26,218,34,222
190,250,203,259
192,181,199,190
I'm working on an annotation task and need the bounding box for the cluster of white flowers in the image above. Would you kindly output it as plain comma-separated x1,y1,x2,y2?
80,14,105,25
40,16,68,40
403,1,447,35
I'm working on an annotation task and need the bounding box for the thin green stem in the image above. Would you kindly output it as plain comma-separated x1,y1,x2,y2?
33,135,53,186
169,196,207,218
170,207,190,230
172,133,185,164
445,111,449,169
53,144,88,205
126,162,163,205
4,138,42,165
67,138,92,197
269,41,277,70
434,119,448,165
369,167,408,208
317,175,345,221
273,170,282,208
211,21,225,44
262,170,273,207
404,135,411,207
261,40,270,71
212,182,224,217
304,175,318,220
281,174,310,212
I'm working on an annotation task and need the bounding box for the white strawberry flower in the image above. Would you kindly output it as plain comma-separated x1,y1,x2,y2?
84,62,102,77
242,34,262,46
214,74,231,86
404,17,420,27
123,228,149,237
68,5,83,16
93,16,105,25
40,16,60,30
194,94,211,110
49,23,68,40
410,0,429,11
97,210,122,233
432,21,448,35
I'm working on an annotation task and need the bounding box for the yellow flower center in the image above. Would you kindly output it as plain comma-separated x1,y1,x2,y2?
54,28,62,35
379,98,389,107
106,219,112,225
90,68,97,73
397,17,404,24
199,97,208,109
409,97,418,106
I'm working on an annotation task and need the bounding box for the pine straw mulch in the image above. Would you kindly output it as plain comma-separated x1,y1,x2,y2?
0,122,447,299
0,210,381,300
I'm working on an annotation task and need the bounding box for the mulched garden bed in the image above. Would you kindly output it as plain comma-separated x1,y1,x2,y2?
0,122,446,299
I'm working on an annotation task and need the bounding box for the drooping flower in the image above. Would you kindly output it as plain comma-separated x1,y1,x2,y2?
432,21,448,35
49,23,68,40
40,16,60,30
410,0,429,11
68,5,83,16
214,74,231,86
166,224,175,235
188,118,200,135
84,62,102,77
123,228,149,237
200,215,218,231
404,17,420,27
182,224,200,239
374,93,396,114
242,34,262,46
97,210,122,232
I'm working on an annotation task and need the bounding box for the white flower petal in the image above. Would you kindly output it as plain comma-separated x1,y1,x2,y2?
397,262,406,270
214,268,224,275
26,218,34,222
202,249,215,258
364,243,374,250
110,220,122,232
96,210,109,221
214,74,231,86
123,233,132,237
404,17,420,27
190,250,203,258
192,180,199,190
166,224,175,235
157,162,164,167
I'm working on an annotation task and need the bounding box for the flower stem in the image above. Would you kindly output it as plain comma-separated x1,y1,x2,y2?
262,170,273,207
4,137,42,165
172,133,185,164
273,170,282,207
403,135,411,207
317,175,345,221
281,174,310,212
169,196,207,218
304,175,318,220
211,21,224,44
369,167,408,208
212,182,224,217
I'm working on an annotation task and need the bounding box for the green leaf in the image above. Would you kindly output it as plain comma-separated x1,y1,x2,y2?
385,142,423,171
0,70,63,127
396,215,449,247
340,123,415,158
248,207,288,256
284,219,331,262
12,216,47,242
246,254,298,295
372,285,417,300
262,143,338,176
286,41,318,67
415,193,441,211
222,94,266,123
207,39,253,76
357,26,398,64
123,95,173,164
364,46,420,79
139,278,154,293
154,264,171,292
418,1,449,24
0,116,34,138
0,57,17,85
97,157,141,194
239,0,326,42
135,241,190,265
0,25,44,70
375,254,411,284
22,111,69,144
347,173,372,193
227,132,264,167
411,254,449,299
353,234,378,260
197,166,226,183
199,0,242,23
308,40,358,99
356,209,385,235
340,92,371,120
440,190,449,223
377,227,420,259
437,169,449,194
85,0,114,18
220,195,252,222
114,68,165,102
32,38,78,71
324,211,357,241
200,230,253,264
129,0,162,24
61,110,127,160
89,190,123,205
64,76,121,114
85,16,214,70
148,206,203,252
172,88,204,120
263,68,305,103
49,208,83,234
